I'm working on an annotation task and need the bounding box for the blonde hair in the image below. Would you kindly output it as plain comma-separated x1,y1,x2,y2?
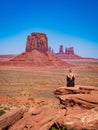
69,69,72,73
68,69,74,79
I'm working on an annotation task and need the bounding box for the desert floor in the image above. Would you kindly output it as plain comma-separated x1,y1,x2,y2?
0,59,98,111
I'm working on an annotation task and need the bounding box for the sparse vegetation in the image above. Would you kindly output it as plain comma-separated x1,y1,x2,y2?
0,110,5,116
49,123,67,130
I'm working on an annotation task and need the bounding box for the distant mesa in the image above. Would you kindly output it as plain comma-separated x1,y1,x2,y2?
10,32,70,67
58,45,74,54
56,45,82,59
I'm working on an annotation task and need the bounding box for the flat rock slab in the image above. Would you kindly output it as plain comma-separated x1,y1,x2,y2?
59,94,98,103
54,86,98,95
54,86,98,109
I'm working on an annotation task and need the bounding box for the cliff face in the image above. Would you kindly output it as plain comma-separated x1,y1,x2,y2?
26,33,48,53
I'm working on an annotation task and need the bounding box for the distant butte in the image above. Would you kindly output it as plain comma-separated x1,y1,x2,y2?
26,32,48,53
10,32,71,67
56,45,82,59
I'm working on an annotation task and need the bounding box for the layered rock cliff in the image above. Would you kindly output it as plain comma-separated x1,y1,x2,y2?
26,33,48,53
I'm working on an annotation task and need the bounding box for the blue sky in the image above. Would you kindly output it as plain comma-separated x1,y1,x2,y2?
0,0,98,58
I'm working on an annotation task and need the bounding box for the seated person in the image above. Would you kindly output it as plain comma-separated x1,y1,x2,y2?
66,69,75,87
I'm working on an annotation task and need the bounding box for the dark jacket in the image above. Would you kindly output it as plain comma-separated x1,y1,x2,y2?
66,75,75,87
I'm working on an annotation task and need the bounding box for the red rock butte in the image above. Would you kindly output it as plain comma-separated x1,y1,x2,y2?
26,32,48,53
10,32,71,67
56,45,82,59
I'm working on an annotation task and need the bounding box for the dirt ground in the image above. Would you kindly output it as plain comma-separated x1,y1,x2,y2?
0,59,98,112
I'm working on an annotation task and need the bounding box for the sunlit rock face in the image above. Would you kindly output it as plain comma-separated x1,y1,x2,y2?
26,32,48,53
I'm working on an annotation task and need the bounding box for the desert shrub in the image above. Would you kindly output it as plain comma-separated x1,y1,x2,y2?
49,123,67,130
49,126,66,130
0,110,5,116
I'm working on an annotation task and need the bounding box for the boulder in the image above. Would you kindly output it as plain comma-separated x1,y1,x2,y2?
0,108,24,130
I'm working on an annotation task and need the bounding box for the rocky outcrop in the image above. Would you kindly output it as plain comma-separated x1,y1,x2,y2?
0,108,24,130
0,86,98,130
9,107,65,130
26,33,48,53
58,46,74,54
52,86,98,129
59,45,64,54
56,45,82,59
54,86,98,109
54,108,98,130
65,47,74,54
0,107,65,130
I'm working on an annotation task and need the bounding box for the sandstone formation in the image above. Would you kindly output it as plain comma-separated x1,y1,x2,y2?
10,50,71,67
10,33,71,67
53,86,98,129
0,108,24,130
56,45,82,59
0,107,65,130
26,33,48,53
0,86,98,130
59,45,64,54
58,45,75,54
65,47,74,54
54,86,98,109
9,107,65,130
59,46,74,54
